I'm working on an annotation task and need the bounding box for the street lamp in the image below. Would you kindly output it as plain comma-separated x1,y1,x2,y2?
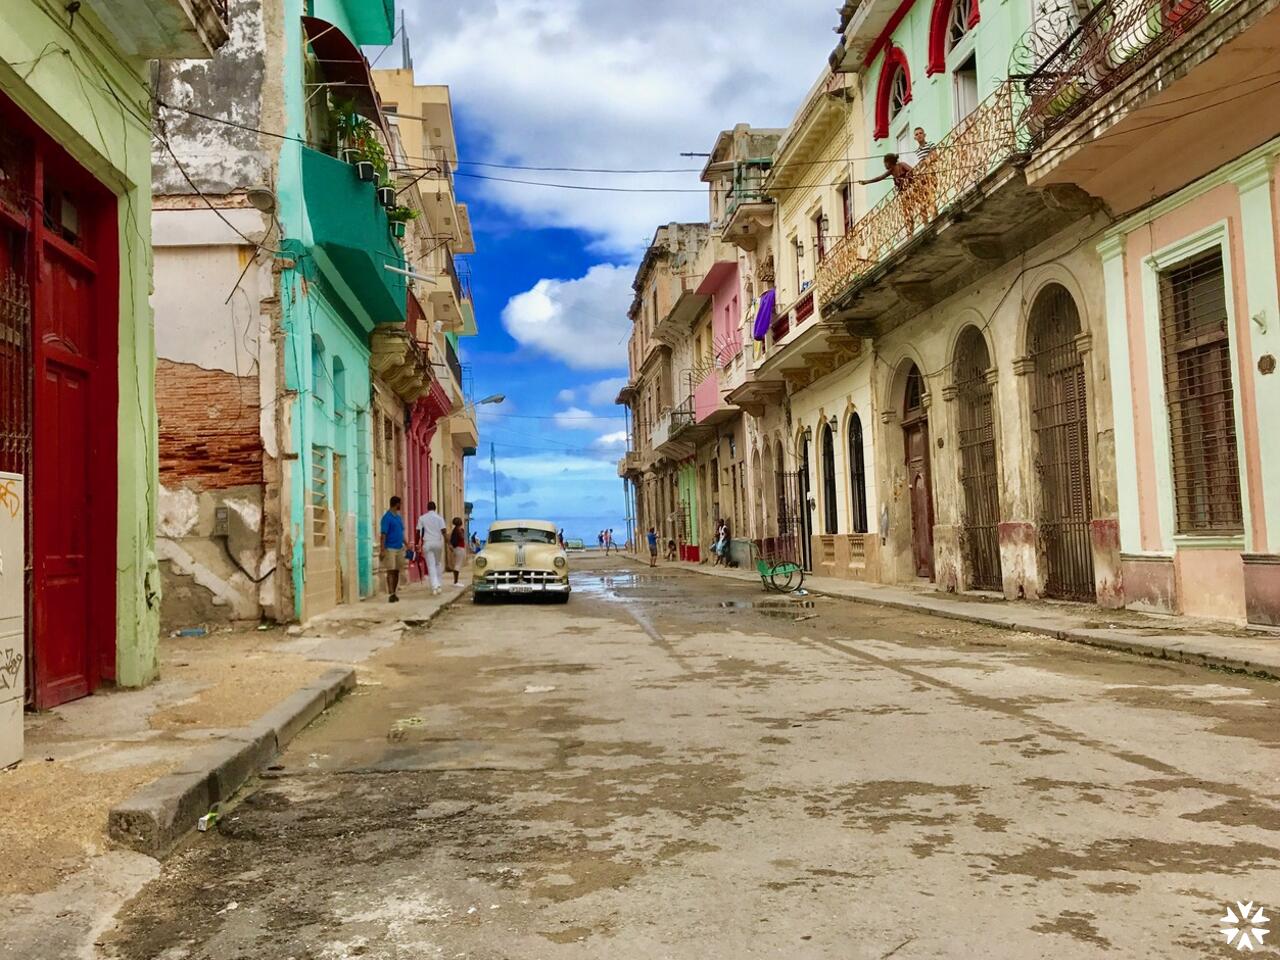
472,394,506,520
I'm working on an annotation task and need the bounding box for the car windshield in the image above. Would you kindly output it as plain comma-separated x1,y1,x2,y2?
488,527,557,545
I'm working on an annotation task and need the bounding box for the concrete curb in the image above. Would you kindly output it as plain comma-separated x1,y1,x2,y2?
108,666,356,857
666,558,1280,680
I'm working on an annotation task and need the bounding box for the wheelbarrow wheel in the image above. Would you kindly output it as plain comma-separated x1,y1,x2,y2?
770,563,801,593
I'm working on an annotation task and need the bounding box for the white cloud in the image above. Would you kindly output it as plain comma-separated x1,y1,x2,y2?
404,0,834,253
553,406,619,431
585,376,628,407
555,388,576,404
501,263,633,370
591,430,628,450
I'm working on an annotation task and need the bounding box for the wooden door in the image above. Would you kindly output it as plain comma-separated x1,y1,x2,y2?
904,420,935,579
332,453,345,603
28,136,117,707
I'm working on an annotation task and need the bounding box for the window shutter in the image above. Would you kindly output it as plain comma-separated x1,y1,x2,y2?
1158,250,1243,535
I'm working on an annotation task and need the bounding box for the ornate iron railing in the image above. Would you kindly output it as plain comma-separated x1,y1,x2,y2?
815,82,1019,308
1017,0,1216,146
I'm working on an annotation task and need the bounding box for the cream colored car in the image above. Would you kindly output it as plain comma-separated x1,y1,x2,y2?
472,519,570,603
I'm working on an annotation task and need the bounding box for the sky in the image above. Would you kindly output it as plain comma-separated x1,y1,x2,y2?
394,0,838,542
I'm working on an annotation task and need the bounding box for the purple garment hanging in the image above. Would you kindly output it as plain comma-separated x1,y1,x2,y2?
752,288,776,341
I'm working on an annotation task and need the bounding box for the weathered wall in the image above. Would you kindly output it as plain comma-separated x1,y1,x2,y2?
152,0,272,195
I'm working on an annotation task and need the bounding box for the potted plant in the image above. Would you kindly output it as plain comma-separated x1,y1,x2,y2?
387,205,418,239
377,182,397,208
334,106,389,187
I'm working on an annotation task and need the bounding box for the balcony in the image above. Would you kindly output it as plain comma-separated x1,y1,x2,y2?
617,451,643,478
301,146,406,328
650,402,698,461
95,0,230,57
652,275,710,345
1019,0,1280,214
815,82,1093,336
692,368,737,426
371,327,431,403
447,408,479,450
427,257,469,332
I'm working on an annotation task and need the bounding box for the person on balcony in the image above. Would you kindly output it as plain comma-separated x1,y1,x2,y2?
860,153,927,235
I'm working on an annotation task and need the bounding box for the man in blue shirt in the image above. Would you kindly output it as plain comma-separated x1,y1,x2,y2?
379,496,407,602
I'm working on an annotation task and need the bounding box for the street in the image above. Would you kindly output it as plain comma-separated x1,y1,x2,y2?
94,556,1280,959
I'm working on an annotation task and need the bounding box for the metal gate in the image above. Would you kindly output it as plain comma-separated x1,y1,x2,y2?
1,133,33,706
954,329,1002,591
1029,285,1095,601
769,470,805,567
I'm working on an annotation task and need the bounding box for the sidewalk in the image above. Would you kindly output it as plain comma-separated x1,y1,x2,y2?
638,554,1280,678
0,576,468,960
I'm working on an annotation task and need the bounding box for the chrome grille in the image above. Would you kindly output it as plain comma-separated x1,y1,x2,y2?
484,569,561,584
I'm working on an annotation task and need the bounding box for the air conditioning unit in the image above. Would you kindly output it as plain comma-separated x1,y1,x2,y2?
0,472,23,769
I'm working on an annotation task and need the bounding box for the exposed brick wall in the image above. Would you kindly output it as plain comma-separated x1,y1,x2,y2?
158,359,263,489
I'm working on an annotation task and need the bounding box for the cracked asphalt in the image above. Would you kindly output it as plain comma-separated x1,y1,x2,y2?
99,556,1280,959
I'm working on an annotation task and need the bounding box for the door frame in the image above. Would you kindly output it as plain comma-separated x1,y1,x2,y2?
2,92,120,707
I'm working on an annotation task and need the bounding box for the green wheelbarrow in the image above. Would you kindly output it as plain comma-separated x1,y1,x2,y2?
750,542,806,593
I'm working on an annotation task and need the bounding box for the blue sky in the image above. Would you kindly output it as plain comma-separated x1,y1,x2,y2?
398,0,835,542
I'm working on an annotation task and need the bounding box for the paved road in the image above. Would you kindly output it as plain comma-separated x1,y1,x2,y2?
101,557,1280,959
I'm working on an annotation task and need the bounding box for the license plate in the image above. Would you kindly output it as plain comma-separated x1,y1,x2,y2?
510,585,534,593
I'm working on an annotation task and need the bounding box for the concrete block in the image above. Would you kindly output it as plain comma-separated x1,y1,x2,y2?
108,770,215,856
256,687,327,748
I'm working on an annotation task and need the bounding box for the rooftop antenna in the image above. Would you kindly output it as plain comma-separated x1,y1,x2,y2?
400,12,411,70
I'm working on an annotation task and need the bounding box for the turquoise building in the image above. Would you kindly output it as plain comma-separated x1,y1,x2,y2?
278,0,405,618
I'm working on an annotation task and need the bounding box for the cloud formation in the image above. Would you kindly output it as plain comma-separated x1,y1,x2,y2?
405,0,834,253
501,263,633,369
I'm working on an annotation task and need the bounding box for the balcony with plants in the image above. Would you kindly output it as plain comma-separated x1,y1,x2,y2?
1017,0,1279,212
299,14,407,328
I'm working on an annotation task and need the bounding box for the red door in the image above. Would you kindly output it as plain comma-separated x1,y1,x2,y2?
3,94,118,708
904,420,935,580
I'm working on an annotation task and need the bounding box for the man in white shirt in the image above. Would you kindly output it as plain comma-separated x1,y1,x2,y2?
416,500,448,595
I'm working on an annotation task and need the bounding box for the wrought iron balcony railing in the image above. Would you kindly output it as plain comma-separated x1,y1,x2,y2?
815,82,1019,307
1016,0,1217,147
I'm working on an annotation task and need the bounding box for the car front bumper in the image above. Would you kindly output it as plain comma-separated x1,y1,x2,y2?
474,576,571,595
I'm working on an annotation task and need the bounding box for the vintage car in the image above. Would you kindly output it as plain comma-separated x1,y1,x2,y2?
473,519,570,603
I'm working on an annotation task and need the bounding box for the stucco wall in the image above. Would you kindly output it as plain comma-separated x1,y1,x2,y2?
1,2,164,686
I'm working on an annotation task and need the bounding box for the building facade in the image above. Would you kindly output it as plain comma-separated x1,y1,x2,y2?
1,0,228,707
152,0,479,625
620,0,1280,627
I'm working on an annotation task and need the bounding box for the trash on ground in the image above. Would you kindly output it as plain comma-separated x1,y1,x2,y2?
523,684,557,694
197,804,221,832
172,627,208,638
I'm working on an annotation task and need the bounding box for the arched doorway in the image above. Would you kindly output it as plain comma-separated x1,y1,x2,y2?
1028,284,1095,600
751,446,764,538
901,363,935,579
820,423,838,535
799,433,814,571
848,413,869,533
953,327,1002,590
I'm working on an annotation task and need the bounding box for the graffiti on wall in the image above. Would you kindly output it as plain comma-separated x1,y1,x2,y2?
0,648,20,693
0,478,19,519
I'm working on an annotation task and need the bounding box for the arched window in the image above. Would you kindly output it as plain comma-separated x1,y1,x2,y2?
311,335,326,404
848,413,868,533
904,364,926,417
332,356,346,421
928,0,980,75
821,424,838,535
873,46,912,140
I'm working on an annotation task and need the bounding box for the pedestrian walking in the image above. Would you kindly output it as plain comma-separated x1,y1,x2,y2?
607,528,615,555
665,538,678,562
416,500,447,595
598,530,605,551
379,496,407,603
646,527,658,567
470,531,481,552
449,517,467,588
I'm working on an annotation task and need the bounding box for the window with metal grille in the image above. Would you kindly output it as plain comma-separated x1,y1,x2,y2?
820,424,838,535
311,446,329,546
847,413,869,533
1158,250,1243,535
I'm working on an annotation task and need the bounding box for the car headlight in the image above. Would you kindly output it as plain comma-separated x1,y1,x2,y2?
474,556,487,569
554,556,566,569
